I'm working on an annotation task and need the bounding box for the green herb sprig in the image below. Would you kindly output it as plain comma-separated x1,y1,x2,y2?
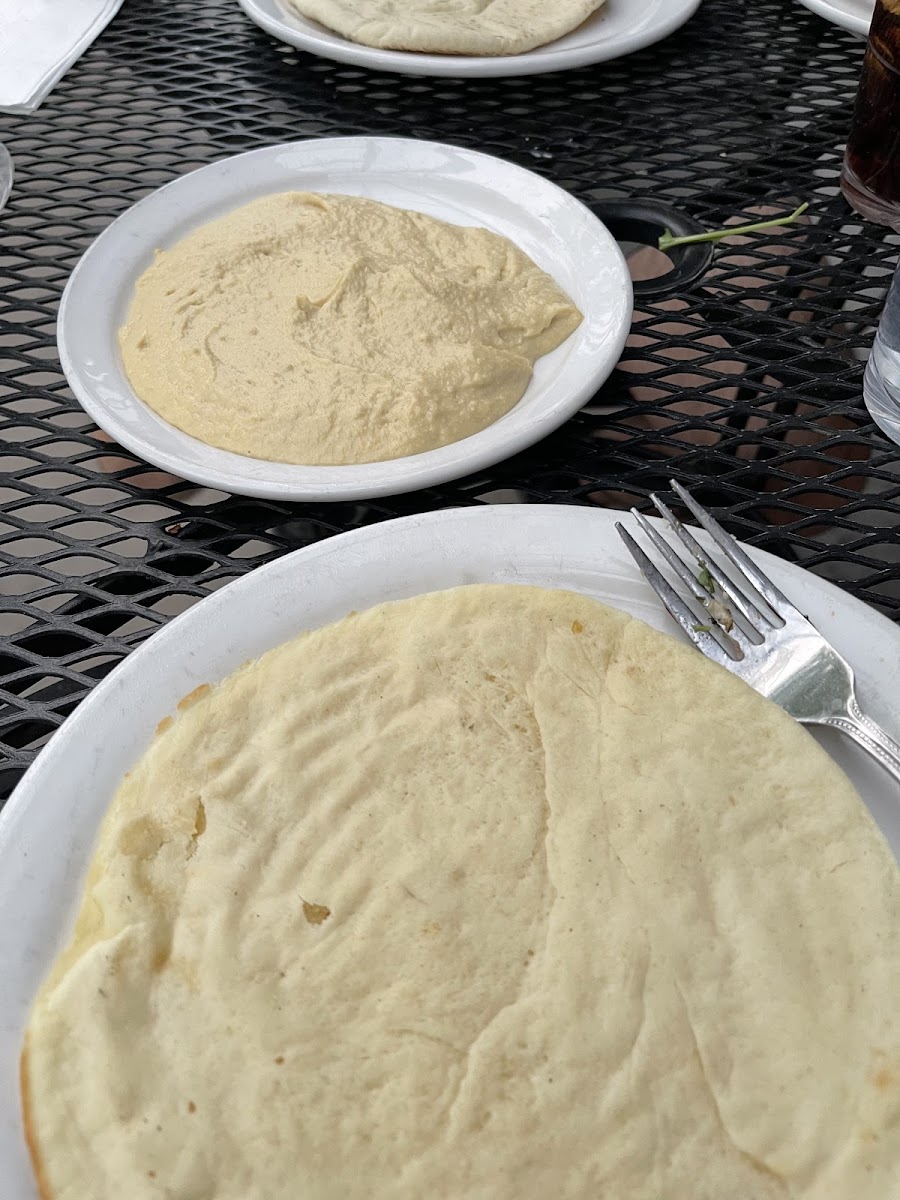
658,202,809,253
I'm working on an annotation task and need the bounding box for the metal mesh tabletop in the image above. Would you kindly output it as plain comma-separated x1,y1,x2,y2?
0,0,898,801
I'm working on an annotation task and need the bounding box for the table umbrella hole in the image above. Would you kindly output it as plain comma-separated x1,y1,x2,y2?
618,240,674,282
593,199,715,299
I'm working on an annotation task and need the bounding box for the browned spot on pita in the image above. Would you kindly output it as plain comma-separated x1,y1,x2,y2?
177,683,210,711
303,901,330,926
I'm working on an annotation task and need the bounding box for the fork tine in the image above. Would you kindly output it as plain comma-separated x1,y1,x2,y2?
669,480,795,619
631,509,755,654
648,493,773,633
631,509,712,604
616,523,736,667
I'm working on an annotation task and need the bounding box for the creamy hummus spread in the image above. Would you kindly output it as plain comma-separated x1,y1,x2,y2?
118,192,582,464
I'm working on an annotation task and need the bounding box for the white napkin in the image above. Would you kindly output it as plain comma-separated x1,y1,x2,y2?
0,0,125,114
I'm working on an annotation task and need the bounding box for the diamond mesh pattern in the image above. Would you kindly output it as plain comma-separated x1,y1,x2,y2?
0,0,898,802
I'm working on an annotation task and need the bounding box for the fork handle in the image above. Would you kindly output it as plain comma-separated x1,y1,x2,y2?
822,696,900,787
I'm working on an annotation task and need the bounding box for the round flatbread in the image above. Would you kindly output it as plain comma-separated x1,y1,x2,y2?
284,0,607,56
22,585,900,1199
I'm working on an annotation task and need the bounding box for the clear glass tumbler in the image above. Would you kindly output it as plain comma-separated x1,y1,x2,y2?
864,261,900,442
0,143,12,215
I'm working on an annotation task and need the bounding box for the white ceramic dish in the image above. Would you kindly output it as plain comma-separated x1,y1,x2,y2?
57,137,631,502
2,503,899,1195
797,0,873,36
237,0,702,78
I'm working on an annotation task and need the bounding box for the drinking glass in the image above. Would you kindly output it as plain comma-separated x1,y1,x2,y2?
0,143,12,214
864,260,900,442
841,0,900,229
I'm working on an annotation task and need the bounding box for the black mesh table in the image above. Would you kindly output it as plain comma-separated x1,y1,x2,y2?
1,0,898,802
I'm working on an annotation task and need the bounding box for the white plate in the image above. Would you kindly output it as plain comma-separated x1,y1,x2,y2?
797,0,873,36
238,0,702,78
2,502,899,1194
58,138,631,502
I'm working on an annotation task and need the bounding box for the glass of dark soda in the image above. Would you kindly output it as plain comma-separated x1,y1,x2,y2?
842,0,900,229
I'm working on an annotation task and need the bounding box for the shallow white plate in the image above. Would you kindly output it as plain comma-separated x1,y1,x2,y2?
237,0,701,78
797,0,873,36
58,138,631,502
2,502,899,1193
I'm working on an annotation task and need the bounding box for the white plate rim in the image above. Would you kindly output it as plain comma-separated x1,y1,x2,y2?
236,0,702,78
3,502,900,1197
796,0,872,36
57,136,632,502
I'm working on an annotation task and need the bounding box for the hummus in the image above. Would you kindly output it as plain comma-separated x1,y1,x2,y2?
118,193,582,465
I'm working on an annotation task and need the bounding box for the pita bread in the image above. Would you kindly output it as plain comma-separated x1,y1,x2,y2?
22,585,900,1199
285,0,607,56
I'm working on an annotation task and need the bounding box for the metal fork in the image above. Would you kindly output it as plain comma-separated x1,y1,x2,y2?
616,480,900,787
